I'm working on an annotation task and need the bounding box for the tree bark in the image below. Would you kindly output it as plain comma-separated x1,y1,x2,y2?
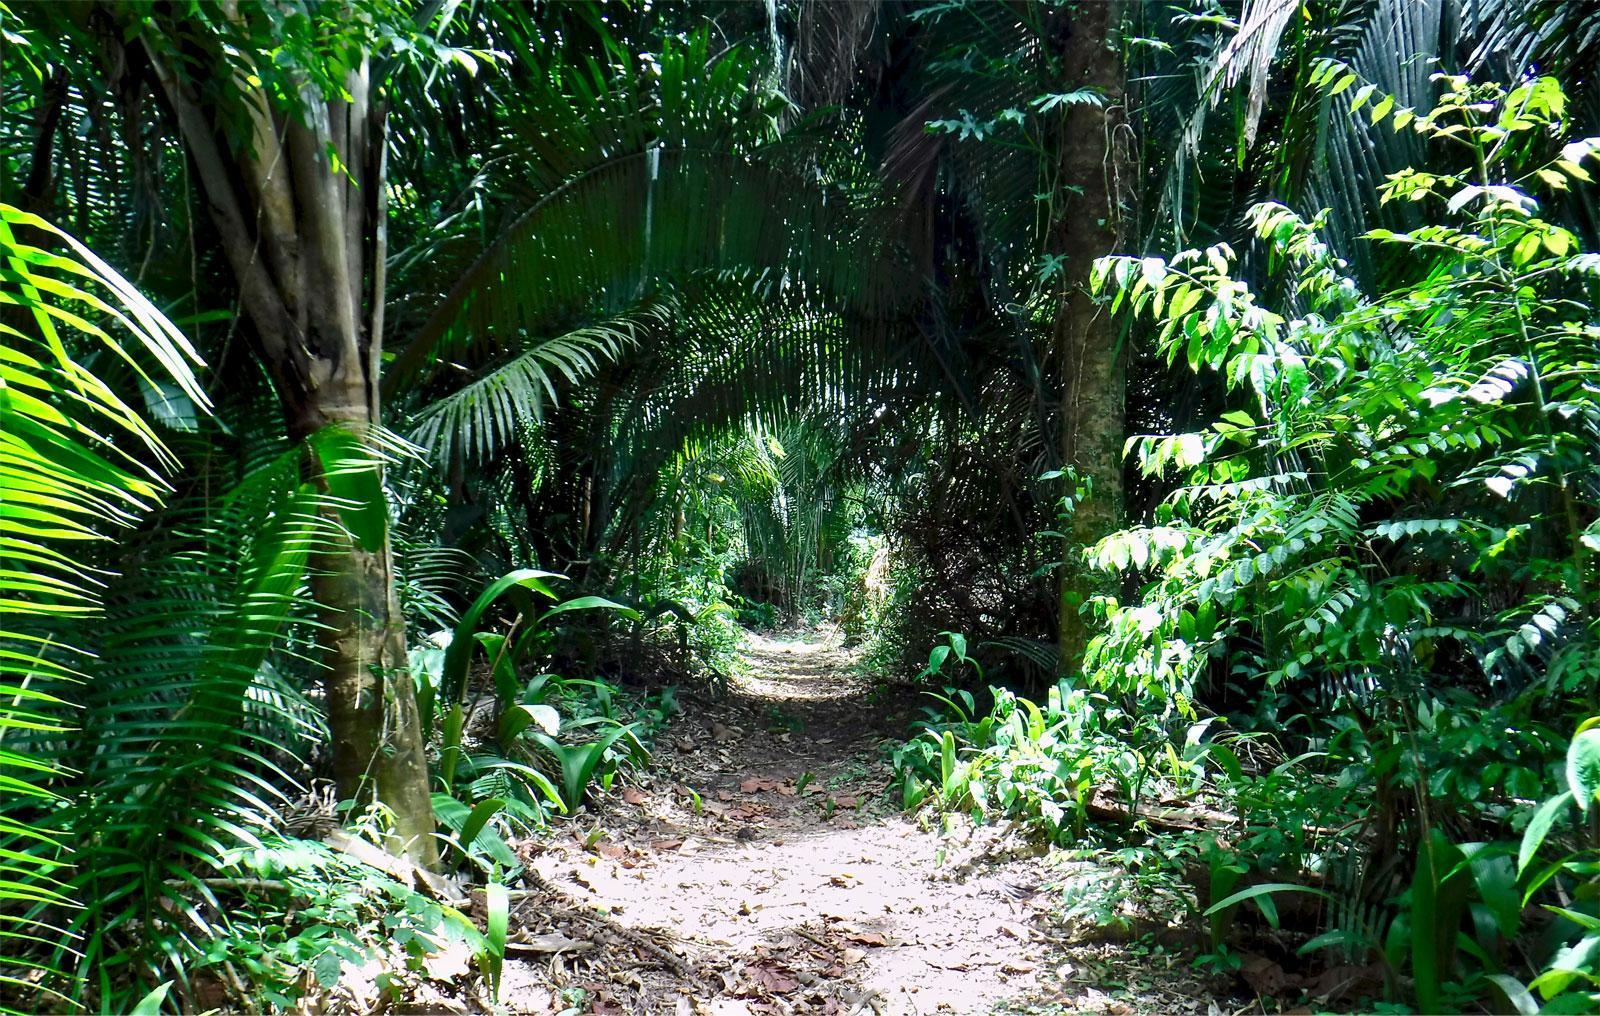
1051,2,1132,674
142,32,439,866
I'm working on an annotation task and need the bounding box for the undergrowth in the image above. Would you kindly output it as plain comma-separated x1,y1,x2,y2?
889,74,1600,1015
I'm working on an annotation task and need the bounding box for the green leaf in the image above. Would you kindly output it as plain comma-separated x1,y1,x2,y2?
540,595,642,622
432,793,518,867
1486,974,1539,1016
459,798,506,854
1411,831,1471,1014
482,882,509,1001
441,569,567,705
129,982,174,1016
314,950,342,989
1202,882,1330,921
500,703,561,742
1519,791,1572,874
1567,729,1600,811
308,426,389,553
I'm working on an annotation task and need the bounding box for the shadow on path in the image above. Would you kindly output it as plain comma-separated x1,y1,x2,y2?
496,629,1074,1015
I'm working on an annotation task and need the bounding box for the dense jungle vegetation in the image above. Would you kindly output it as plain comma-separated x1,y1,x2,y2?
2,0,1599,1012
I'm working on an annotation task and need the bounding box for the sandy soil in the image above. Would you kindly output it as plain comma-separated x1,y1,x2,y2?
493,631,1226,1016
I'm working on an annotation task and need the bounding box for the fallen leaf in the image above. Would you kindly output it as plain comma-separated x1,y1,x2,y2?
747,962,798,994
1000,960,1035,974
841,947,867,965
1239,952,1293,996
622,787,649,806
651,837,684,852
505,933,593,955
846,931,887,947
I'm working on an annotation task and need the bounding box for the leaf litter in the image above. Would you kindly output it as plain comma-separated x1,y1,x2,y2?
488,631,1234,1015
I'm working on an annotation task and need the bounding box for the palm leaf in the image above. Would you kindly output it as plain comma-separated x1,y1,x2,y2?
0,202,204,1008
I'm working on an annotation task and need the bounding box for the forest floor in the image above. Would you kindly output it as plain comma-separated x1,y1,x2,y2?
492,629,1236,1015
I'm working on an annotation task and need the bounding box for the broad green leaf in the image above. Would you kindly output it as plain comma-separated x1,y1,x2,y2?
1566,730,1600,811
1519,791,1572,874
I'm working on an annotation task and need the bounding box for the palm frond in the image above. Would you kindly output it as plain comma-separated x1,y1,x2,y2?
0,202,204,1004
409,298,676,465
62,447,338,1009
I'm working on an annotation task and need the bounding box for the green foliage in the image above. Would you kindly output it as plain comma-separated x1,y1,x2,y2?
190,835,486,1011
419,570,664,872
0,203,206,1007
893,672,1170,843
65,449,340,1008
1088,74,1597,714
1078,72,1600,1011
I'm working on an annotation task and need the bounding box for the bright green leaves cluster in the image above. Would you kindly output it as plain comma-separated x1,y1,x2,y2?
1085,74,1599,713
421,569,645,872
892,679,1165,844
1080,69,1600,1014
0,204,206,1000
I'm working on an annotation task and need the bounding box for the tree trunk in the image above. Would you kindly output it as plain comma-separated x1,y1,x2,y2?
1051,2,1131,674
308,493,438,868
145,37,439,866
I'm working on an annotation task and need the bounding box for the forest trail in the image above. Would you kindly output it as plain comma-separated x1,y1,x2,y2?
497,630,1073,1015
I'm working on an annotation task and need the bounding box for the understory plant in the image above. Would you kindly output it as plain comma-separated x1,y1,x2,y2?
417,569,667,871
892,665,1174,840
1081,72,1600,1009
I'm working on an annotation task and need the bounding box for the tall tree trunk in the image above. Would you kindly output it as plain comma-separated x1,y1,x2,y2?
145,40,439,866
1051,2,1132,674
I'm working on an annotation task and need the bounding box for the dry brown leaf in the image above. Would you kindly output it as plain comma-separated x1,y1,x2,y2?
747,962,799,994
621,787,649,806
1239,953,1293,996
845,931,887,947
505,933,592,955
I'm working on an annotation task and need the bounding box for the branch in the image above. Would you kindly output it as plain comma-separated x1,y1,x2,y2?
141,39,311,391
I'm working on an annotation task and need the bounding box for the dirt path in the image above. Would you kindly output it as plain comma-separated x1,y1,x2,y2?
498,629,1064,1014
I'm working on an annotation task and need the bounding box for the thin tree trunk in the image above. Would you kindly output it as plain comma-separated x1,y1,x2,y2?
1052,2,1132,674
20,69,68,214
307,487,437,867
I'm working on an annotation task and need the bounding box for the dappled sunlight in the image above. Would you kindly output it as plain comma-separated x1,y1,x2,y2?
735,629,864,703
12,1,1599,1011
504,630,1061,1014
